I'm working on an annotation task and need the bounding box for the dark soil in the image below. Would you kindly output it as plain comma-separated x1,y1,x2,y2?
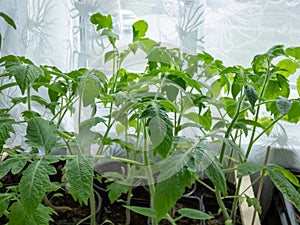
47,189,101,225
96,178,242,225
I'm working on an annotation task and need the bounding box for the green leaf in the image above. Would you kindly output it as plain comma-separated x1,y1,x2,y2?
7,202,54,225
78,70,103,107
0,12,17,29
19,159,56,214
79,117,105,131
90,13,113,30
0,116,15,152
124,206,156,218
104,50,117,63
140,104,173,159
245,195,262,215
245,85,258,109
154,168,194,221
107,183,131,203
157,149,193,182
205,159,227,196
177,208,213,220
268,169,300,212
297,76,300,96
198,108,212,131
132,20,148,42
272,166,299,187
286,46,300,60
64,156,93,205
148,47,173,66
286,100,300,123
276,97,291,115
0,157,27,179
237,162,264,178
10,64,43,94
25,117,60,154
0,194,11,217
276,58,299,77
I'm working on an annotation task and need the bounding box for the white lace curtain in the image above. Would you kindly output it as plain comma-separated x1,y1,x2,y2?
1,0,300,70
1,0,300,163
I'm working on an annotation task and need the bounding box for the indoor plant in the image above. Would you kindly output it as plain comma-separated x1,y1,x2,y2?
1,11,300,225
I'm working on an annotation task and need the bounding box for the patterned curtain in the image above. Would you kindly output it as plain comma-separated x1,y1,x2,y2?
0,0,300,156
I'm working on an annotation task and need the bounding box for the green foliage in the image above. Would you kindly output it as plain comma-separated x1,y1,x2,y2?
140,104,173,159
154,168,194,221
19,158,57,214
64,156,94,205
236,162,264,178
132,20,148,42
0,12,16,49
268,168,300,212
7,202,54,225
10,64,44,95
177,208,213,220
107,182,131,203
0,114,15,152
0,156,27,179
25,117,61,154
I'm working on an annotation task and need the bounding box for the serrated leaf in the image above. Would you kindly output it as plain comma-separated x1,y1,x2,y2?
124,206,155,218
154,168,193,221
7,202,54,225
141,104,173,159
245,85,258,109
268,169,300,212
25,117,60,154
0,194,11,217
133,20,148,42
237,162,264,178
19,159,56,214
10,64,43,94
178,208,213,220
276,97,291,115
64,156,93,205
0,117,15,151
107,183,131,203
0,157,27,179
205,159,227,196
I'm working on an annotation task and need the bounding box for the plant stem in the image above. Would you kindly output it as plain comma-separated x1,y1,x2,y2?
27,87,31,111
43,195,73,212
143,122,157,225
215,189,230,221
165,213,177,225
125,188,132,225
219,94,245,163
90,190,96,225
251,145,271,225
